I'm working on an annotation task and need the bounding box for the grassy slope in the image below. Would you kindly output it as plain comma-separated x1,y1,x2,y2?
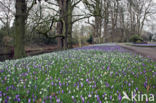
0,49,156,103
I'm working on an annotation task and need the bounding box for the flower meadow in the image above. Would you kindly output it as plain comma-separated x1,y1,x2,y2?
0,44,156,103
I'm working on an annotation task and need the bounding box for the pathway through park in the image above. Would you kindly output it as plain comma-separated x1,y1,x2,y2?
119,44,156,61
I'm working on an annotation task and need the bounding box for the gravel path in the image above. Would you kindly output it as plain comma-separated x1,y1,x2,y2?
119,43,156,61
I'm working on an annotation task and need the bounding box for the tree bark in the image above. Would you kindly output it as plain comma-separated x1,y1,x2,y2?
56,0,67,49
66,0,73,48
56,0,73,49
95,16,102,43
56,20,64,49
14,0,26,59
94,0,102,44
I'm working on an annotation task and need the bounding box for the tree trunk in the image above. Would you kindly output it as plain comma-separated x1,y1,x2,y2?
14,0,26,59
56,20,64,49
57,0,73,49
66,0,73,48
94,0,102,44
56,0,67,49
104,21,108,42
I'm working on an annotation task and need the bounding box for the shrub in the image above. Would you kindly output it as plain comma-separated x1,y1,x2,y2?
129,34,143,43
152,35,156,42
70,38,77,45
0,30,5,42
87,35,93,44
0,30,9,46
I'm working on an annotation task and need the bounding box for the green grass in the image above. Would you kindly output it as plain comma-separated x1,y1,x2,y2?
0,48,155,103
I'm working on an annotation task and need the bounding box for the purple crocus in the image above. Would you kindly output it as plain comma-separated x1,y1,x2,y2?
118,93,122,101
144,81,147,88
6,87,9,91
16,95,19,99
0,91,2,97
17,98,21,102
107,66,110,71
81,96,84,103
72,96,74,99
97,95,101,102
51,82,54,86
56,98,60,103
49,96,52,99
28,98,31,103
81,83,83,87
110,95,112,101
62,90,64,94
105,82,109,87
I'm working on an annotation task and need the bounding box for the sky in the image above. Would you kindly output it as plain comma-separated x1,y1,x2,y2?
143,0,156,32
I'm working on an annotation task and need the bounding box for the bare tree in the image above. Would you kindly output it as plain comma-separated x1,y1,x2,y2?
55,0,83,48
127,0,154,36
102,0,110,42
14,0,47,59
0,0,14,35
83,0,103,44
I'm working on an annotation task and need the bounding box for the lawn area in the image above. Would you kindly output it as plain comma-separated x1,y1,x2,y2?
0,44,155,103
